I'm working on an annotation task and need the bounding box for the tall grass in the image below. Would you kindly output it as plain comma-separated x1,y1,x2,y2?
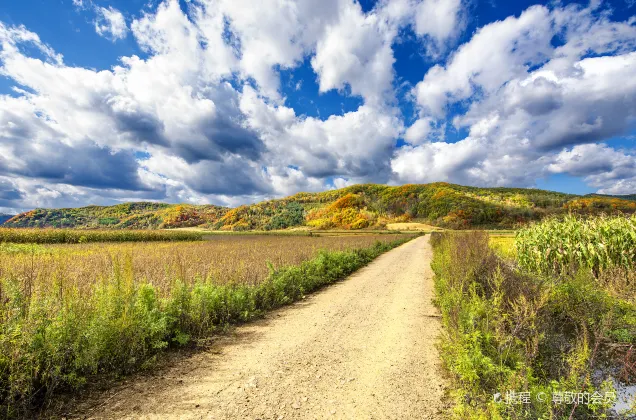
431,231,635,419
515,214,636,275
0,234,413,416
0,235,408,292
0,228,203,244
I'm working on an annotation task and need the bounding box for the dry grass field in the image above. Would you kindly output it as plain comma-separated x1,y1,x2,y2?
0,234,407,296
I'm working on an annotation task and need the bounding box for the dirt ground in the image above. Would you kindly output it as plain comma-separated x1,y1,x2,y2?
68,235,447,419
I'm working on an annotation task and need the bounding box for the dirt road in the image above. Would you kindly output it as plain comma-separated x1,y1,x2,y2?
72,235,445,419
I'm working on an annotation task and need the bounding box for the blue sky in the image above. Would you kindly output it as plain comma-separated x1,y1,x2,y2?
0,0,635,212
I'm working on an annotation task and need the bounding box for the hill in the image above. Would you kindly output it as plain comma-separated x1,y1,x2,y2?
0,214,15,225
4,183,636,230
588,193,636,201
3,202,228,230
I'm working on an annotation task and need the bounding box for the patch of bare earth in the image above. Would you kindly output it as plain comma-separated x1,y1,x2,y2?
68,236,447,419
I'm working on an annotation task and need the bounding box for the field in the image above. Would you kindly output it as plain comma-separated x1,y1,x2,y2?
0,233,414,416
0,228,203,244
385,222,442,231
516,214,636,274
488,234,516,259
432,215,636,418
0,235,408,292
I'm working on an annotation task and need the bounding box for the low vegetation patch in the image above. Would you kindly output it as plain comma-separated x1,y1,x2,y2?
432,223,636,418
0,228,203,244
0,234,413,416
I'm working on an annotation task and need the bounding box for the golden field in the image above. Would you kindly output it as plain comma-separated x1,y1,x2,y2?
0,234,407,295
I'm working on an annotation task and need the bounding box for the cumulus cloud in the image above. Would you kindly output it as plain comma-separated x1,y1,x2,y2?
412,5,553,117
240,86,403,180
413,0,467,56
0,0,635,213
94,6,128,41
216,0,408,104
212,0,340,100
0,2,270,208
0,0,413,211
550,144,636,195
396,3,636,193
311,0,400,105
403,117,444,145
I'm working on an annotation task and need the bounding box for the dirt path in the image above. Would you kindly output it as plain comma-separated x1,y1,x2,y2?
71,235,446,419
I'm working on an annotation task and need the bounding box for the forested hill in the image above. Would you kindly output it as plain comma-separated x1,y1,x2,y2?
4,183,636,230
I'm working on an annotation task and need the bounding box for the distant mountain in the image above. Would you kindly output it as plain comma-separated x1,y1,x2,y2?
0,214,15,225
4,183,636,230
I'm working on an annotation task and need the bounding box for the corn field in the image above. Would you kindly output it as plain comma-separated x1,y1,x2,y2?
515,214,636,274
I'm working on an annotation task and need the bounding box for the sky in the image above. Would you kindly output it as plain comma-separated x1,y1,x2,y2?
0,0,635,213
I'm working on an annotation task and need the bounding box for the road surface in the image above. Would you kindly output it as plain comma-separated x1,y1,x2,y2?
72,235,445,419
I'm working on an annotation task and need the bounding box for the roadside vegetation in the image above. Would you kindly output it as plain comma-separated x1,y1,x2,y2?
5,183,635,231
0,228,203,244
0,233,414,416
432,215,636,418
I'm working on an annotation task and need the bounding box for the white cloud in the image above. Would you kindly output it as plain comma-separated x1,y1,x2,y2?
215,0,409,104
0,0,635,213
403,117,444,145
311,0,400,105
549,144,632,177
392,138,487,184
240,85,403,180
396,3,636,192
412,5,553,117
413,0,467,56
0,4,268,208
94,6,128,41
332,177,355,189
550,144,636,195
0,0,410,212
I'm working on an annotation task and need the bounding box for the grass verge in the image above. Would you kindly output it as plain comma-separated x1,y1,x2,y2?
431,231,635,419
